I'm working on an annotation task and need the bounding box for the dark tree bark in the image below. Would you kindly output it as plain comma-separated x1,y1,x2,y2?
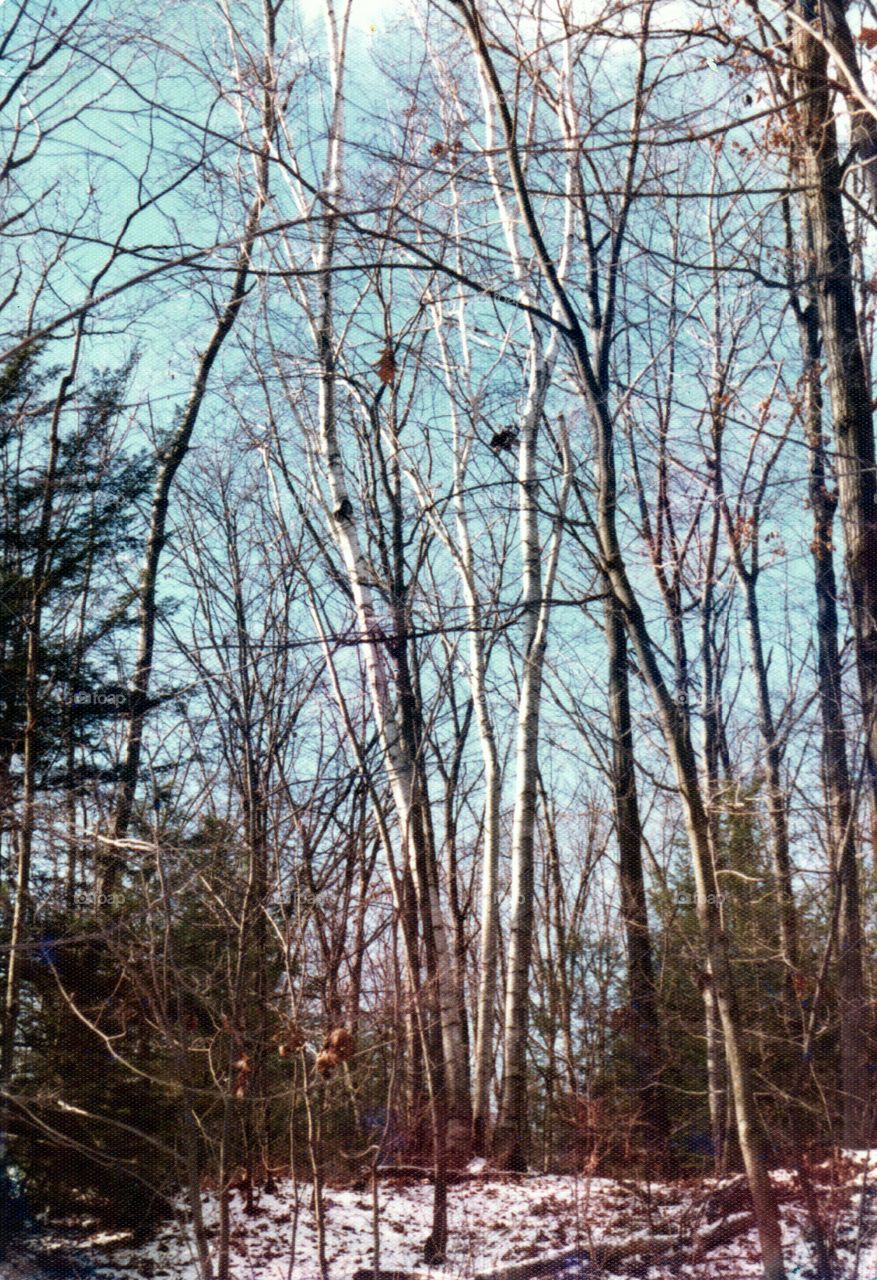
790,202,870,1147
793,4,877,820
604,592,668,1158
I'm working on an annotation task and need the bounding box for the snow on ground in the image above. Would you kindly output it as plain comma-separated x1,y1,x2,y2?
57,1176,593,1280
5,1156,877,1280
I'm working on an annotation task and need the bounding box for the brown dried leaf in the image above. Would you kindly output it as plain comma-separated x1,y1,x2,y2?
376,345,396,385
315,1048,340,1077
323,1026,355,1061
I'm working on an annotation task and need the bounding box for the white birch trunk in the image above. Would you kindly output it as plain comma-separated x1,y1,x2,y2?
411,285,503,1152
469,22,574,1168
448,6,786,1270
305,1,468,1133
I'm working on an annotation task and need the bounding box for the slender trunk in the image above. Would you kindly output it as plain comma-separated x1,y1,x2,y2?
397,633,471,1149
472,723,500,1155
443,773,473,1116
228,514,271,1206
797,271,869,1146
181,1090,213,1280
64,505,96,909
348,831,374,1039
64,704,77,910
408,816,450,1260
445,451,500,1155
793,7,877,812
492,545,542,1171
700,505,730,1174
303,1073,328,1280
420,299,502,1156
704,976,728,1172
593,395,784,1273
604,592,668,1157
1,344,76,1213
539,773,577,1098
217,1081,234,1280
162,874,214,1279
493,364,567,1170
100,14,274,890
725,556,800,980
400,866,426,1148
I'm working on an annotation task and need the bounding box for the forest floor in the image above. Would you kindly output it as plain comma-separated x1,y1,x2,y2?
4,1154,877,1280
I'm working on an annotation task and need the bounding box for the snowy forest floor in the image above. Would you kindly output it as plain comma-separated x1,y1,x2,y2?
6,1154,877,1280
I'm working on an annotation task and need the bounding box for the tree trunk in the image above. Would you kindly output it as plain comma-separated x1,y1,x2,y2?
99,11,274,890
314,198,457,1254
418,294,503,1157
793,5,877,813
398,630,472,1152
699,503,731,1175
443,744,475,1134
595,422,785,1279
796,257,869,1147
472,702,501,1156
1,344,75,1214
493,359,567,1171
539,773,578,1100
604,591,668,1156
720,531,800,984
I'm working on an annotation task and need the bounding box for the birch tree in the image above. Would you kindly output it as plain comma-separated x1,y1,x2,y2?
446,0,786,1270
407,282,505,1154
431,11,574,1166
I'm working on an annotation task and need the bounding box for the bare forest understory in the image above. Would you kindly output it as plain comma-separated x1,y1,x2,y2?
6,1159,877,1280
8,0,877,1279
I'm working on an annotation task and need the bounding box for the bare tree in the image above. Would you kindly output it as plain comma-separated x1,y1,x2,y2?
789,0,877,835
446,0,786,1271
100,0,281,891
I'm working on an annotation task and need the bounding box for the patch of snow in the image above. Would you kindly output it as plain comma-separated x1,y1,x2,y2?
8,1163,876,1280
